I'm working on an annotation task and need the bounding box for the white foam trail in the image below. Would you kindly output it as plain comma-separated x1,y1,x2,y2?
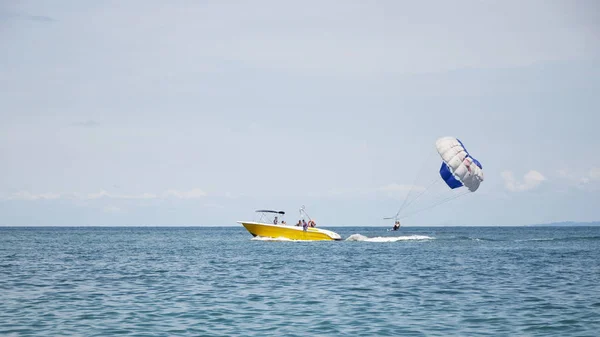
515,238,555,242
345,234,434,242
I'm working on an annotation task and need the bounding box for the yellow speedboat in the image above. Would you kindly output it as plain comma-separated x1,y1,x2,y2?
238,209,341,241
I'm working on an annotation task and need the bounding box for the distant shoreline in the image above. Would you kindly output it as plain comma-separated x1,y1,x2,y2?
526,221,600,227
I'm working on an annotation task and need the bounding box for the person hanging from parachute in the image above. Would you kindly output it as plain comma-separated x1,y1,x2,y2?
384,137,484,225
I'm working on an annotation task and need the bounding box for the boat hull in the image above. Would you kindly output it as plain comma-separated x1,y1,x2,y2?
238,221,341,241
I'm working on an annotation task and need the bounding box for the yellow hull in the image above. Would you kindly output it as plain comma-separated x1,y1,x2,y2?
238,221,341,241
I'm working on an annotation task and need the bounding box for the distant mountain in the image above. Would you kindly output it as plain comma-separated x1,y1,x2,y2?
528,221,600,227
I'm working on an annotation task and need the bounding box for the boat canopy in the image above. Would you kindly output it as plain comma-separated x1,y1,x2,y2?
255,210,285,215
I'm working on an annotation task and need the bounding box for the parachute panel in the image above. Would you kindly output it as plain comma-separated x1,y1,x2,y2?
440,163,464,189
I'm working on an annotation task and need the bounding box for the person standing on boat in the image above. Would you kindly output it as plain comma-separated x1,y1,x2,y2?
274,216,278,225
302,219,308,231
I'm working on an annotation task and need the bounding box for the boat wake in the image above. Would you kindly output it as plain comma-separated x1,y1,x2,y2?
345,234,434,242
514,238,556,242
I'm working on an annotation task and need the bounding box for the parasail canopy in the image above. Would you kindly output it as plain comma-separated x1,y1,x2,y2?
436,137,484,192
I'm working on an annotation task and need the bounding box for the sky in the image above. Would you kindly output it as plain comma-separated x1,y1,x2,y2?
1,0,599,226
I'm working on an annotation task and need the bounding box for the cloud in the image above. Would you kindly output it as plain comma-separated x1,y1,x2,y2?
2,188,206,201
558,167,600,188
83,189,208,200
163,188,207,199
501,170,546,192
7,191,61,200
85,190,109,199
84,190,157,200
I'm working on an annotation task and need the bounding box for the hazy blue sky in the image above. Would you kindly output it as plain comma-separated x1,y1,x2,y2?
1,0,599,226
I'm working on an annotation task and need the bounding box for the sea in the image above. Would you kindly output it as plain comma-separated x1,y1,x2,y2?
1,226,599,336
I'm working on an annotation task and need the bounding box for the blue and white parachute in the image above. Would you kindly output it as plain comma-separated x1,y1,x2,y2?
436,137,484,192
383,136,484,221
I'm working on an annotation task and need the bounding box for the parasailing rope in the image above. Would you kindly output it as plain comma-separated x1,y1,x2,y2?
386,150,438,220
398,190,471,220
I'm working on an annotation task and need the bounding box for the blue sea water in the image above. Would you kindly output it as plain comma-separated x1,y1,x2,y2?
1,226,599,336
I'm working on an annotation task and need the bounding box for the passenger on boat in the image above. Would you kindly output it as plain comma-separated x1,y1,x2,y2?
302,219,308,231
281,220,286,225
296,220,302,227
308,220,316,228
274,216,278,225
